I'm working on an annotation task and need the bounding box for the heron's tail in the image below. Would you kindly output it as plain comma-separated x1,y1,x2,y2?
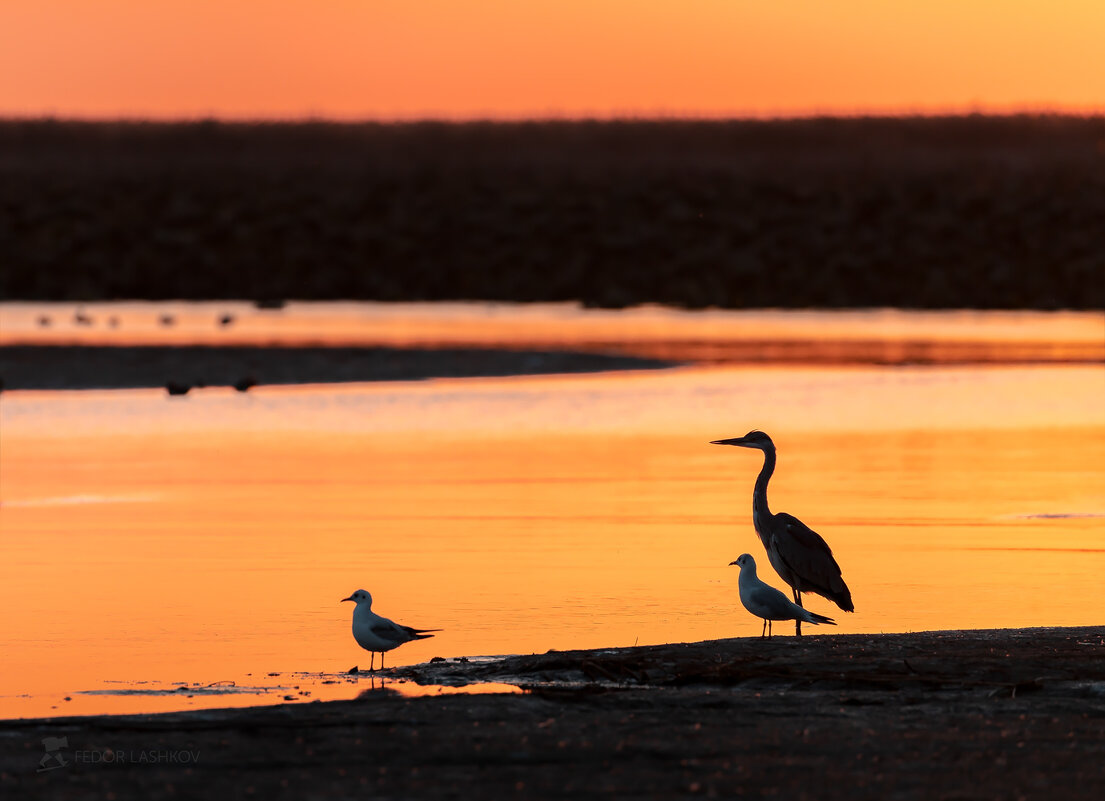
800,609,835,626
808,577,854,613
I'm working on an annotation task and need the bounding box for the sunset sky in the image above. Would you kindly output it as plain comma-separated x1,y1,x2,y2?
1,1,1102,120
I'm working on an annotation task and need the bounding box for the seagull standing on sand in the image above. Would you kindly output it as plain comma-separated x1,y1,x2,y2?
711,430,853,636
341,589,439,671
730,554,835,637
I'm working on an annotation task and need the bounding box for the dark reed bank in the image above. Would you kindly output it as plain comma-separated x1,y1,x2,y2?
2,116,1102,308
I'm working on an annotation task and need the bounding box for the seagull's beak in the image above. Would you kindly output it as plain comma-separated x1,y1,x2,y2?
728,560,739,566
340,595,354,603
711,437,750,447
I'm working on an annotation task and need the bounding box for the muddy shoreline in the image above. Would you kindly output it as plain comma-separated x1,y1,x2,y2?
5,626,1104,799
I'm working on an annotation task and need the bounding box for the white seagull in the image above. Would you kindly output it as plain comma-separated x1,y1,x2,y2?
729,554,836,638
340,589,439,671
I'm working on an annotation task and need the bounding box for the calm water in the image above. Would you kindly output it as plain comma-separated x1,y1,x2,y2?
1,303,1103,718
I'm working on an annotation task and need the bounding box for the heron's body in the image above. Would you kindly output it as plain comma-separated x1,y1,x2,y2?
730,553,835,637
712,430,853,634
341,590,439,671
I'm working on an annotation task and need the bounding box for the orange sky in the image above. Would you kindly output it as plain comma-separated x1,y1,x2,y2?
1,1,1102,120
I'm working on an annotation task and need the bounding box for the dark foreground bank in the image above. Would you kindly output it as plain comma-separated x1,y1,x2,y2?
4,626,1104,800
3,116,1103,309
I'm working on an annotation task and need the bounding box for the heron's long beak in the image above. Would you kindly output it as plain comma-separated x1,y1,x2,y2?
711,437,751,447
340,596,354,603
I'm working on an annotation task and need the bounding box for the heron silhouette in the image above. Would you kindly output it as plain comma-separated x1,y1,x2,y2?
712,430,853,635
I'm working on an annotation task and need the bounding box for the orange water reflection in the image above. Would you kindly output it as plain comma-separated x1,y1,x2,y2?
2,366,1103,719
0,674,521,720
3,302,1102,364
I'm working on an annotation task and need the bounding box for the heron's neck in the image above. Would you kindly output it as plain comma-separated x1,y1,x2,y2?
752,447,776,520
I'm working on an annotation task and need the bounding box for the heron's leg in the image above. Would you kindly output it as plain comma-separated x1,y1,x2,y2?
792,587,803,637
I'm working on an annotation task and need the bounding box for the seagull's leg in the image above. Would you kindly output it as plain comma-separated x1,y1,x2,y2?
768,620,772,638
381,652,385,671
792,586,804,637
761,618,767,638
370,652,375,672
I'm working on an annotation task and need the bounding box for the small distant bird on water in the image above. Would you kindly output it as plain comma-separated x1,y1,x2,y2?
711,430,853,636
165,381,192,396
341,589,439,671
730,553,835,638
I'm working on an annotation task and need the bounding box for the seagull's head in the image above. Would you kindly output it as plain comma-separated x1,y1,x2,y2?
711,430,774,451
728,553,755,569
341,589,373,607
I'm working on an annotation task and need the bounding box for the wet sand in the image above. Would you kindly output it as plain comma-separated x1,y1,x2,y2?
4,626,1104,799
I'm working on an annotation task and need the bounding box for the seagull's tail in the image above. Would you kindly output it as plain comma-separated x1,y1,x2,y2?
402,627,441,640
800,610,836,626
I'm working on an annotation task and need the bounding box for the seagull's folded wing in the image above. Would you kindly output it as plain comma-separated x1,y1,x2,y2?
370,622,410,644
746,582,796,617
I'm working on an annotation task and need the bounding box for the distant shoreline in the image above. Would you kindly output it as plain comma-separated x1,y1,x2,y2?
5,625,1104,799
2,303,1101,391
4,338,1102,393
0,345,676,392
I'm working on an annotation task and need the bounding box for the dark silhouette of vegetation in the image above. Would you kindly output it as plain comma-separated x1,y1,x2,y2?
2,116,1102,308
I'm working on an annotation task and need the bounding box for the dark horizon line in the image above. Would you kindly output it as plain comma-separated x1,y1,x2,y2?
2,107,1103,127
